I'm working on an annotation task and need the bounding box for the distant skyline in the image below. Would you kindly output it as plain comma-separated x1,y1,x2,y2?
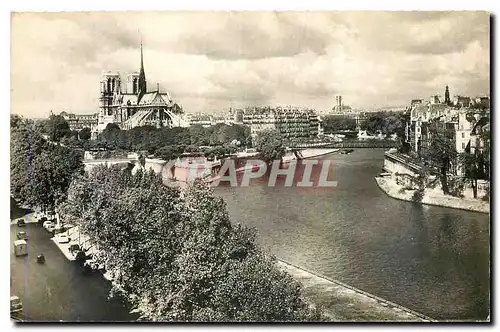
11,11,490,118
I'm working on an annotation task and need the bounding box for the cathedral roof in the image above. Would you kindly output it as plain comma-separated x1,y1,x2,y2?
138,92,161,105
119,91,176,107
122,95,138,105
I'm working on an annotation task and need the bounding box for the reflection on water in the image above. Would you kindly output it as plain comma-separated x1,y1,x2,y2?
215,148,490,320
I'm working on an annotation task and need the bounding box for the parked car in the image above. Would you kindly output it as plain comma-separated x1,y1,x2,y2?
64,224,75,230
53,225,66,235
75,250,88,265
56,234,70,244
68,243,81,254
32,211,43,219
37,253,45,264
83,259,96,269
46,224,56,233
10,296,23,313
43,220,54,229
16,231,27,240
16,219,26,227
14,240,27,257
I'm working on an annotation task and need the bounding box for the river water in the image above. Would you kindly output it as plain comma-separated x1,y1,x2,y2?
214,148,490,320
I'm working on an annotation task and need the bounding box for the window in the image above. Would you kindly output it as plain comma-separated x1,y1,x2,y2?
462,142,465,149
462,132,465,138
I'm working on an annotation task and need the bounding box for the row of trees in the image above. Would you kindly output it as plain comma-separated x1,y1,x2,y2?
88,123,251,159
59,166,325,321
10,115,84,211
35,115,252,161
320,112,408,138
360,111,408,138
321,116,356,133
95,123,250,151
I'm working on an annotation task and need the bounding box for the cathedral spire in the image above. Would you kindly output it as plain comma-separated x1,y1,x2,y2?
137,37,147,103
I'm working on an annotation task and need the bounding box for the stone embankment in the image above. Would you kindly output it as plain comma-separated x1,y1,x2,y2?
278,260,435,322
375,175,489,214
299,148,340,159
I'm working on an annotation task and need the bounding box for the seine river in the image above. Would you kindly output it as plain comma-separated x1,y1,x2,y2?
214,148,490,320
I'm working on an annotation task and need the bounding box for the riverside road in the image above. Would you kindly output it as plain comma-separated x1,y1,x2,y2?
10,201,135,321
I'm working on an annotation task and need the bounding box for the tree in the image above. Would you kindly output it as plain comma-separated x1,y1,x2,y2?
480,128,490,181
189,125,209,146
79,127,92,140
425,123,457,195
361,112,385,134
254,129,286,164
155,146,181,161
44,114,71,142
59,168,324,322
105,123,121,131
10,118,84,211
11,118,48,202
10,114,23,129
459,152,481,199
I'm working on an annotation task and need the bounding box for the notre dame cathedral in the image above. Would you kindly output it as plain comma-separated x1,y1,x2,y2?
95,43,188,137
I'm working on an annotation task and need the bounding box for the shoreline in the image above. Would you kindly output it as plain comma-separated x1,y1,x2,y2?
299,148,340,159
278,259,435,322
375,176,489,214
47,225,433,321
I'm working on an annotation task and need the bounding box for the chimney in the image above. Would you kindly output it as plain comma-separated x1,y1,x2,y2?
157,82,160,92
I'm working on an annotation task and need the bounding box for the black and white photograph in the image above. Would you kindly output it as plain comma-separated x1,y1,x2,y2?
9,10,491,323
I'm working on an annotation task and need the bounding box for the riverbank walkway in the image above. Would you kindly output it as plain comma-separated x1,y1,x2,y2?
278,260,435,322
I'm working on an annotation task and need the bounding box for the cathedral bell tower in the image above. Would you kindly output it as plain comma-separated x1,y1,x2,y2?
444,85,451,105
99,72,121,117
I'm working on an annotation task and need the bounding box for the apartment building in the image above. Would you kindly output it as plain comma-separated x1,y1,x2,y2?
242,107,320,141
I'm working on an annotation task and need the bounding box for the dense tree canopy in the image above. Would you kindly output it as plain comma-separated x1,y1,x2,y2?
79,127,92,140
88,123,251,160
254,129,286,164
10,114,84,211
360,111,407,138
321,116,356,133
41,114,72,142
59,166,324,322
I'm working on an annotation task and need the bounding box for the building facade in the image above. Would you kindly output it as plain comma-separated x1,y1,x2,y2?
406,97,490,176
407,102,458,156
453,95,472,108
60,112,98,131
241,106,320,141
185,113,234,127
430,95,441,104
334,95,343,113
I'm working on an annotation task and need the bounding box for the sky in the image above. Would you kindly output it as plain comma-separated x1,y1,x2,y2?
11,11,491,118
